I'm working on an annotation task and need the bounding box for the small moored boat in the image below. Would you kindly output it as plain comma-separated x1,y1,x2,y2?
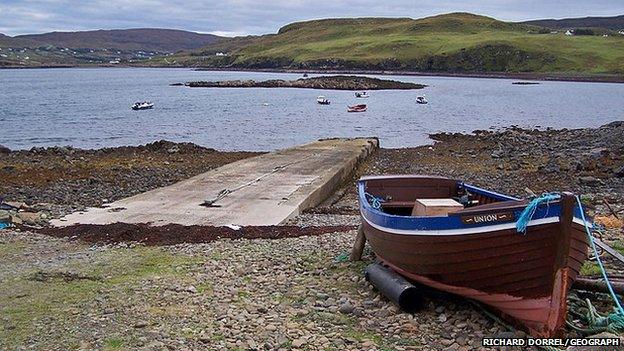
347,104,367,112
355,92,369,98
131,101,154,110
317,96,330,105
358,175,589,337
416,96,428,104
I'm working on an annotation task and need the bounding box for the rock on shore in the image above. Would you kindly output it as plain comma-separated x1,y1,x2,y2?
0,140,261,217
181,75,426,90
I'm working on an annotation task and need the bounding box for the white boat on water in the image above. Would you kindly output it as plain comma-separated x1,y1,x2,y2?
416,96,428,104
317,96,330,105
132,101,154,110
355,92,369,98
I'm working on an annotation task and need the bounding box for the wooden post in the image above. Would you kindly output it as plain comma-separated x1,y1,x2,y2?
573,277,624,295
350,224,366,261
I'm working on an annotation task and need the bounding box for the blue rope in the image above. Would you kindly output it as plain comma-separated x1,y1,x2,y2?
364,192,384,210
516,193,561,234
575,196,624,322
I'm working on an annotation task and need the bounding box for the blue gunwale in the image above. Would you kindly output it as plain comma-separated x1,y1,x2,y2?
358,178,585,231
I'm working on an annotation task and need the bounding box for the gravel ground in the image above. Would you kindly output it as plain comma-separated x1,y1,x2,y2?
0,229,506,351
1,122,624,350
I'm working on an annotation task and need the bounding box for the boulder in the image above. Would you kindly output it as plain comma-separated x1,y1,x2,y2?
17,212,47,226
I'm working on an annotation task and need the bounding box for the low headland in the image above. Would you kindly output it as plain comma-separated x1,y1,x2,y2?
1,122,623,349
176,75,426,90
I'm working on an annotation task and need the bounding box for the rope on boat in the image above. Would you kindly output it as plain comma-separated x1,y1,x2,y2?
364,192,385,210
568,195,624,334
512,193,624,335
515,193,561,234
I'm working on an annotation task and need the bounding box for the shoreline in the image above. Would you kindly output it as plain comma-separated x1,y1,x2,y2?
2,122,623,349
2,121,622,217
2,64,623,83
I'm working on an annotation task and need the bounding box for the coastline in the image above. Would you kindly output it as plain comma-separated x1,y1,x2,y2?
2,122,623,349
2,64,624,83
2,122,622,217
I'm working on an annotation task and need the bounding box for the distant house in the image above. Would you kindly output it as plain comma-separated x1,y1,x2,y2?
565,30,574,36
109,59,120,64
550,31,558,34
215,52,227,56
619,30,624,35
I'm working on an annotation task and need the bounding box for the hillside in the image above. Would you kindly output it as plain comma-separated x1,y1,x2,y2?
0,28,222,67
157,13,624,75
522,15,624,30
12,28,221,52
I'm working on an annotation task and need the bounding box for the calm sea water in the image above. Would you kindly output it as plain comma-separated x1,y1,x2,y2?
1,68,622,151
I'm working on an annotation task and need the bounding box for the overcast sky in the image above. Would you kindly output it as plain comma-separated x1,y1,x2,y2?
1,0,623,36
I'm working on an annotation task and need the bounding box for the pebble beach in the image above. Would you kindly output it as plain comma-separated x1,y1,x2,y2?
1,122,624,350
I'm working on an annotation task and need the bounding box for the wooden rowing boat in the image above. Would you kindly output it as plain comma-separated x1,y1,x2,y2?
357,175,589,337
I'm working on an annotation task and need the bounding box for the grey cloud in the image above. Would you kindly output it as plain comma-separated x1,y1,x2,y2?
1,0,623,36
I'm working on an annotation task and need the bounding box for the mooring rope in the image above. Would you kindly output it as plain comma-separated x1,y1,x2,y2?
515,193,561,234
364,192,385,210
514,193,624,334
571,195,624,334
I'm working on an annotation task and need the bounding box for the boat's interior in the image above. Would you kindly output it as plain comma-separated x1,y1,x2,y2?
362,176,523,217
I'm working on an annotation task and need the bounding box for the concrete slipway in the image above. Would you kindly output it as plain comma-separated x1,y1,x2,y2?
52,138,378,227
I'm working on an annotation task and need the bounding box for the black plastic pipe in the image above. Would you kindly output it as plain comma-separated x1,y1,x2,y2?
364,264,424,313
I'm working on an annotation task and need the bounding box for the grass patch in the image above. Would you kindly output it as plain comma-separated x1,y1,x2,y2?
0,241,28,257
0,247,203,349
580,261,602,276
103,337,124,350
611,240,624,254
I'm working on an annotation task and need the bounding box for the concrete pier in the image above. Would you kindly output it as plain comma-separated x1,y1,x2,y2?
52,138,378,227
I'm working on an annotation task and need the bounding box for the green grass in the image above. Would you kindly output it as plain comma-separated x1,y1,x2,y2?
103,337,124,350
159,12,624,74
0,247,203,349
611,240,624,254
581,261,602,276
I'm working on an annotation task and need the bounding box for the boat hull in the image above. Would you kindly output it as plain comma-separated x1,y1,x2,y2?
363,220,587,336
358,175,589,337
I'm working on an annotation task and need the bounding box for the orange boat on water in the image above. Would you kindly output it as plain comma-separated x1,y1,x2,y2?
358,175,589,337
347,104,367,112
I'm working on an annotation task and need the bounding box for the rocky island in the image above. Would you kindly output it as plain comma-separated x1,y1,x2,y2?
177,75,426,90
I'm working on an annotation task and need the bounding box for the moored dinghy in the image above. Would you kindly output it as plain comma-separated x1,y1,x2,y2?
317,96,330,105
357,175,589,337
131,101,154,110
347,104,367,112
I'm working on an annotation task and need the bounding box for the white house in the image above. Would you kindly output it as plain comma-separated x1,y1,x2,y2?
619,30,624,35
565,30,574,36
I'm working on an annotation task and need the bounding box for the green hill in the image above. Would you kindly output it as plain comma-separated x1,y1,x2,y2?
0,29,222,67
159,13,624,75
